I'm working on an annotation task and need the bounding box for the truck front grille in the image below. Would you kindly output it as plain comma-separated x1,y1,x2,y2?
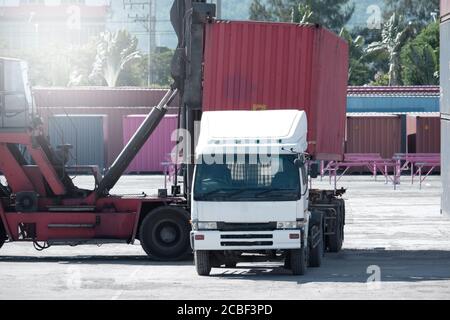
221,234,273,239
217,222,277,231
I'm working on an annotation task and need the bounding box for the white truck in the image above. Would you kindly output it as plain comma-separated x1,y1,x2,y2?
190,110,345,276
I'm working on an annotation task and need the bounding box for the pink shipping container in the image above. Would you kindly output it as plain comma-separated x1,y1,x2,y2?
345,115,405,159
202,21,349,161
123,115,178,173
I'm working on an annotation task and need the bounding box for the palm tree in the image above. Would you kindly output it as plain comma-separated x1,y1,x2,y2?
90,30,141,87
291,3,313,24
339,28,365,82
366,13,415,86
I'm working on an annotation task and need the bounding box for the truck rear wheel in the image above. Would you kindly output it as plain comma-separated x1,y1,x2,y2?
328,210,344,252
195,250,212,276
290,247,308,275
139,207,191,261
309,223,324,268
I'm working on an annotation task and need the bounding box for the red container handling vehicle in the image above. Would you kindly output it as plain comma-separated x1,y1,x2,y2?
0,0,349,275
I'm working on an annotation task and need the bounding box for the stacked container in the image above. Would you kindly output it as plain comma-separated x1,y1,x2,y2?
48,115,108,171
345,114,406,159
34,87,179,167
347,86,440,113
407,115,441,153
123,115,178,173
441,0,450,216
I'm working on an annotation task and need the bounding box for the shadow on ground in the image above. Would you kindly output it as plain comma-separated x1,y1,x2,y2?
1,249,449,284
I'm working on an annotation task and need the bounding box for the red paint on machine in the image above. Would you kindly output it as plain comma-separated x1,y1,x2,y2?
202,21,349,161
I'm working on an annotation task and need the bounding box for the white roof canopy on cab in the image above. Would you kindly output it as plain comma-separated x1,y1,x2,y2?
196,109,308,157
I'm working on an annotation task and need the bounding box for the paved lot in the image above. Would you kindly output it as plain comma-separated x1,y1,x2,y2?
1,175,450,300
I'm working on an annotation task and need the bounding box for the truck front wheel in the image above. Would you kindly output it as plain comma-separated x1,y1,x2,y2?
290,247,308,275
195,250,212,276
139,207,191,261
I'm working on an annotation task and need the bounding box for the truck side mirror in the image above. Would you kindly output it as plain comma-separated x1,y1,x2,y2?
294,158,303,168
309,162,319,179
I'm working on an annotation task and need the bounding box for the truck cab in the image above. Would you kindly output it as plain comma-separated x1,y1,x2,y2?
191,110,324,275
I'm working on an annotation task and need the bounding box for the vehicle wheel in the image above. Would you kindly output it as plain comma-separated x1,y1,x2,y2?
309,222,324,268
327,210,343,253
0,223,6,249
139,207,191,261
290,247,308,276
195,250,212,276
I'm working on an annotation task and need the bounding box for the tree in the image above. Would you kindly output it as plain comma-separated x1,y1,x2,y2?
340,28,375,85
291,3,313,24
249,0,355,32
90,30,141,87
400,21,439,85
383,0,439,27
366,13,416,85
68,40,99,87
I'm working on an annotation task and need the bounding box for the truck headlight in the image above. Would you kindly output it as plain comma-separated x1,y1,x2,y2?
277,221,301,229
197,222,218,230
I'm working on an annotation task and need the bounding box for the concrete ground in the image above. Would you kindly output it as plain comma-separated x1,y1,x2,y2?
1,175,450,300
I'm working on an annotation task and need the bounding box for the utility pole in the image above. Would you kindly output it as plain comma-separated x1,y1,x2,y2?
123,0,156,86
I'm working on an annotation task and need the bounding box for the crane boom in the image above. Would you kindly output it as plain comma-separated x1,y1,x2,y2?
96,88,178,196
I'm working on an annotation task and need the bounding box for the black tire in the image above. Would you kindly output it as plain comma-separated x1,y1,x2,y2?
0,223,6,250
309,224,324,268
290,247,308,275
195,250,212,276
327,202,344,253
139,206,191,261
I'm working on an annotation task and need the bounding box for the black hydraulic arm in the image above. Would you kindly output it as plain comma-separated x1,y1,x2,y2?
96,88,178,196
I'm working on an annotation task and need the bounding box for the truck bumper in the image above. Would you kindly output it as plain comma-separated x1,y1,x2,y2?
191,229,304,251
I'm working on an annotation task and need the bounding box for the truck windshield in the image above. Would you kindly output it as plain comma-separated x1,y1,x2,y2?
194,155,300,202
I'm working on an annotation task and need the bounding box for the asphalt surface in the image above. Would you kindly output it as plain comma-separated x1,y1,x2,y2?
1,175,449,300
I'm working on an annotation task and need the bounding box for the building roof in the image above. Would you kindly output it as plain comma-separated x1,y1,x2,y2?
348,86,441,97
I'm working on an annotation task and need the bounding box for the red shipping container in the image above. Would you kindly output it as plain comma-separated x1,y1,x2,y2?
415,116,441,153
442,0,450,20
202,21,349,161
123,115,178,173
345,115,404,159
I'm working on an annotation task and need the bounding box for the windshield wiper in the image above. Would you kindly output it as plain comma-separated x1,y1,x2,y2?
255,188,299,198
198,188,241,198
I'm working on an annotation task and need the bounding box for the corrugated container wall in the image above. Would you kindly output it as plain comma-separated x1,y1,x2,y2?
345,115,405,159
441,9,450,216
347,96,439,113
442,0,450,21
415,116,441,153
442,21,450,116
34,88,179,167
442,119,450,216
123,115,178,173
202,21,349,161
48,115,108,171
